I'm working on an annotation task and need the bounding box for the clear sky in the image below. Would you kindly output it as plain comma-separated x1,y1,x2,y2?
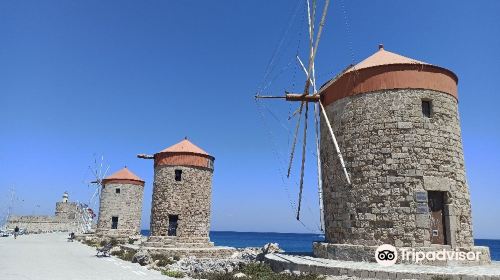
1,0,499,238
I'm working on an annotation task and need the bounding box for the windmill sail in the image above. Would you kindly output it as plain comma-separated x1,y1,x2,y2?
256,0,350,226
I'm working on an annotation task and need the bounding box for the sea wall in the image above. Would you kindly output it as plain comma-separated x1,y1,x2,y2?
6,201,80,233
6,215,78,233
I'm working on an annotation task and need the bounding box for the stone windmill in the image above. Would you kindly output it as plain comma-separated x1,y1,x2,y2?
96,167,145,238
311,44,492,264
138,138,215,245
137,138,235,258
257,1,490,265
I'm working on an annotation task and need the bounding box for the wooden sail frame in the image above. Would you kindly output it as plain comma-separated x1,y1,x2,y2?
255,0,350,225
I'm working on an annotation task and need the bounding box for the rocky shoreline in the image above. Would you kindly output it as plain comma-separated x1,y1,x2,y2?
78,238,353,279
10,233,497,280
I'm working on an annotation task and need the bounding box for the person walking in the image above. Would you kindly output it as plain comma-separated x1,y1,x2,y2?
14,226,19,239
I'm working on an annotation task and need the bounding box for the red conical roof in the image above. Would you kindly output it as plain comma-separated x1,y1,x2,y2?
320,45,458,105
158,138,210,156
154,138,214,169
345,45,429,73
102,167,144,185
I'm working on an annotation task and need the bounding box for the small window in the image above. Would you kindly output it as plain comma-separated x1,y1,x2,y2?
111,216,118,229
175,169,182,181
422,100,432,118
115,188,120,194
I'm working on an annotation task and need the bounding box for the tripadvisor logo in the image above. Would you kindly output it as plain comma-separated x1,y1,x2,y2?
375,244,398,266
375,244,483,266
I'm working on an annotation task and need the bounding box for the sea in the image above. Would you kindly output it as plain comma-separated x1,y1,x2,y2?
141,230,500,261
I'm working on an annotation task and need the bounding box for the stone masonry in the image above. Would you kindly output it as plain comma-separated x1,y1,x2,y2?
321,89,473,248
150,165,213,244
6,192,79,233
139,138,235,258
96,167,145,237
313,46,490,265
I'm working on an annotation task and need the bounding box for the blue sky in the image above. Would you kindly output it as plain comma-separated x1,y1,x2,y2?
1,0,499,238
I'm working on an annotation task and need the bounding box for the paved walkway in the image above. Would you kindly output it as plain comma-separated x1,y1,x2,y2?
266,253,500,280
0,233,169,280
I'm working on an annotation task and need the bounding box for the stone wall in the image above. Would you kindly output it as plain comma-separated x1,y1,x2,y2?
150,165,213,244
96,182,144,236
55,201,78,220
6,200,80,233
320,89,474,249
121,244,235,259
5,215,78,233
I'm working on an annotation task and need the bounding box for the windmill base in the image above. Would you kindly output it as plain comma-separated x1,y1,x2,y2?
265,253,500,279
74,233,143,245
120,243,236,259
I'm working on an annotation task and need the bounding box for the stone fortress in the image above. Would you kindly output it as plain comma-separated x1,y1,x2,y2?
6,192,79,233
134,138,235,257
96,167,145,238
313,45,490,265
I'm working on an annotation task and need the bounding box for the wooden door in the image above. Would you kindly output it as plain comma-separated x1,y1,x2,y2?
428,191,447,245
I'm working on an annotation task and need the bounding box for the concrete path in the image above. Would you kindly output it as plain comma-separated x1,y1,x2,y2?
0,233,169,280
266,253,500,280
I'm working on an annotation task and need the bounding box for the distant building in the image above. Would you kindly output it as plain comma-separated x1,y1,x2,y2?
55,192,77,220
6,192,79,233
96,167,145,237
313,45,490,265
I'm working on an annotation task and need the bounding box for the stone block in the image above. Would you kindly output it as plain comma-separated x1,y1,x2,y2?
397,122,413,129
415,214,430,228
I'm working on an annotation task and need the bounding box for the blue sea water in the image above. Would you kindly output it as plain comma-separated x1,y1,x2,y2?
141,230,500,261
475,239,500,261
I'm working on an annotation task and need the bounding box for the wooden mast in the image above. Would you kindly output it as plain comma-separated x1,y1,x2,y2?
255,0,350,225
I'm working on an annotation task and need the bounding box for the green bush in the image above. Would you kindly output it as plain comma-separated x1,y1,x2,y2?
243,263,323,280
111,249,134,261
99,238,119,247
111,250,123,257
196,263,324,280
162,270,185,278
109,238,119,247
196,272,239,280
128,238,135,244
150,254,176,267
83,239,98,247
242,262,274,277
120,250,135,261
431,277,451,280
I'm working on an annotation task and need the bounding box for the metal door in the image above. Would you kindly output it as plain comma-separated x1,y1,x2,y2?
427,191,447,245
